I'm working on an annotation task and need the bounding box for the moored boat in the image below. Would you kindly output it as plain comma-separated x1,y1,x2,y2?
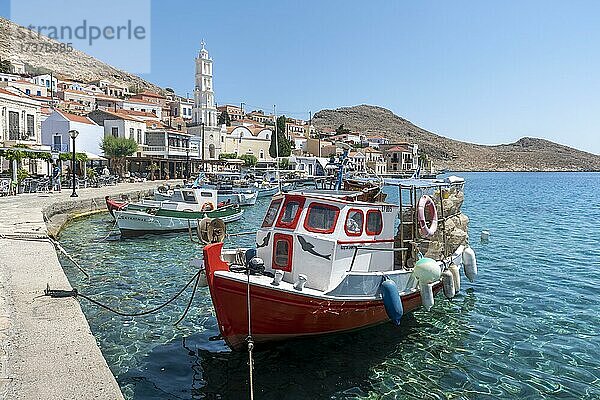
202,177,478,350
114,204,243,236
111,188,243,236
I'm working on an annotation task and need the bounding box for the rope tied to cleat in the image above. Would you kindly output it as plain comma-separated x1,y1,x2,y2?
43,265,204,325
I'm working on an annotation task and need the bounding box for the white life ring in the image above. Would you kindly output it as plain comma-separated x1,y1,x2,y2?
417,195,438,238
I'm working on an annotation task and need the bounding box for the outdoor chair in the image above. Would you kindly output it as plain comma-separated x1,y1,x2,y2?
0,178,11,196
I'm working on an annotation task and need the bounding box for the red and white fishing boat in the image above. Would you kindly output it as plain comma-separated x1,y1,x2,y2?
203,179,478,351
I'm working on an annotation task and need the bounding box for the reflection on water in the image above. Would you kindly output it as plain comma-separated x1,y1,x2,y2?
58,173,600,399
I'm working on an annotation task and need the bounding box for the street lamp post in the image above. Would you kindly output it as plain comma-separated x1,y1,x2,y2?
68,129,79,197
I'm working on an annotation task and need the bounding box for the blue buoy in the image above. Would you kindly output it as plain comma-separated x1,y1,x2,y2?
381,278,404,326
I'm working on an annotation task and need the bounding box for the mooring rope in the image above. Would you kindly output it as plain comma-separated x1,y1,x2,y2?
44,268,203,324
0,233,90,278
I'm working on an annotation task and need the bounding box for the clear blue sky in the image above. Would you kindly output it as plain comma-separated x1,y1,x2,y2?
3,0,600,154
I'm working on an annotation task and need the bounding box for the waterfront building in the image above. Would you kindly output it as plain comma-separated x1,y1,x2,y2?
145,119,201,179
88,79,131,98
247,110,274,125
56,100,88,114
57,89,96,111
380,143,419,173
0,87,42,146
290,131,307,153
129,91,166,107
305,137,342,158
363,146,387,175
94,94,124,112
0,87,49,176
329,132,363,145
2,79,47,97
122,98,162,119
217,105,244,121
41,109,103,156
221,123,274,162
31,74,58,94
289,155,328,177
88,109,147,146
348,151,366,172
170,97,194,120
365,136,390,148
188,41,221,169
0,72,21,83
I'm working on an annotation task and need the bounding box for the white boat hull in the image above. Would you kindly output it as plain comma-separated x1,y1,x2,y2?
114,209,243,236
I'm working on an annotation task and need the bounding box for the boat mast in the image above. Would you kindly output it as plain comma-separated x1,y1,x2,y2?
274,105,281,192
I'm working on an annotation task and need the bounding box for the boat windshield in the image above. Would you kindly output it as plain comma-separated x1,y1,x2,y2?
182,191,197,203
304,203,339,234
262,199,282,227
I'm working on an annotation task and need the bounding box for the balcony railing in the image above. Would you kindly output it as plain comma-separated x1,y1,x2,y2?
51,144,69,152
139,145,201,157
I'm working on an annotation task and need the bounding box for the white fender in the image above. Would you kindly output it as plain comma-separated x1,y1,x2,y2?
448,263,461,293
419,282,435,311
442,270,455,299
462,247,477,282
413,257,441,284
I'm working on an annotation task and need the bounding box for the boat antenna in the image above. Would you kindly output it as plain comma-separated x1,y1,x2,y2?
274,104,281,192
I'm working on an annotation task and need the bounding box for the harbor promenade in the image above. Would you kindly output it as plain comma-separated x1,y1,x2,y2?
0,181,175,400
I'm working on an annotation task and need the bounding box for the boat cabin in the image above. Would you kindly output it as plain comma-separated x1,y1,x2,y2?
256,190,399,292
152,188,218,211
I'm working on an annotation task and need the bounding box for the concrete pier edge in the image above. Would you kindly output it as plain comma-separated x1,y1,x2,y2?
0,181,177,400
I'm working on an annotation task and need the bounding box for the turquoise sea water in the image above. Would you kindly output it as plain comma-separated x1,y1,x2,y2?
57,172,600,399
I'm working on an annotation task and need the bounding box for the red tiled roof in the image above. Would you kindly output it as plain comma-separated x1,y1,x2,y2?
387,145,411,153
0,87,29,98
56,109,96,125
132,91,165,99
99,110,143,122
115,109,156,118
124,98,158,106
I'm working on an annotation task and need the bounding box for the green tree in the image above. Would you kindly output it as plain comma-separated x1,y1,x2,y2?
100,136,138,177
218,110,231,126
0,59,12,74
239,154,257,167
278,157,290,169
269,115,292,158
336,124,350,135
219,152,238,160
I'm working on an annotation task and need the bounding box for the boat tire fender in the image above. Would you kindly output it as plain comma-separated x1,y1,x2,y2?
381,277,403,326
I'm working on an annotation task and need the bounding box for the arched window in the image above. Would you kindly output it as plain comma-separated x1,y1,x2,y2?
209,144,215,159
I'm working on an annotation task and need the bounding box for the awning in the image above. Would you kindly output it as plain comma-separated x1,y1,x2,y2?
83,151,107,161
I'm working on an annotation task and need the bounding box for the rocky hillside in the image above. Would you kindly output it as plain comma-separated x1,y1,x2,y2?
314,105,600,172
0,17,161,92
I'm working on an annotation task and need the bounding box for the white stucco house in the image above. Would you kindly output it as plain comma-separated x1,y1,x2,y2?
41,109,104,155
